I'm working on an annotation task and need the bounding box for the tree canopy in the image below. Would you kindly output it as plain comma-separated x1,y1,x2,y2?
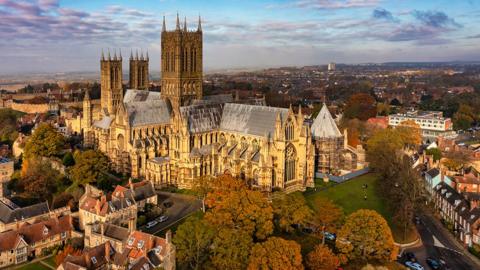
305,244,340,270
343,93,377,121
336,209,397,263
247,237,303,270
312,197,343,244
272,192,313,233
24,123,65,158
70,150,109,185
20,157,62,201
0,108,22,144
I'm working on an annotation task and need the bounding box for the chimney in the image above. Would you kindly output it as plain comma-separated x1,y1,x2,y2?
95,200,101,215
166,230,172,243
105,242,111,262
129,178,134,190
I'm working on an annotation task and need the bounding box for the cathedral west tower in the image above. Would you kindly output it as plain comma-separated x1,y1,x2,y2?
100,49,123,115
161,14,203,109
129,50,149,90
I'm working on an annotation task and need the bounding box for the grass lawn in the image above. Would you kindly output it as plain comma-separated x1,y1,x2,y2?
43,256,56,267
17,262,51,270
304,173,417,244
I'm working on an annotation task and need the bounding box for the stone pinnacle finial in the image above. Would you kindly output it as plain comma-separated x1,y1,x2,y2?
140,49,144,61
113,48,117,60
184,16,187,31
101,48,105,61
146,50,149,61
119,48,122,60
84,89,90,101
130,49,133,60
198,15,202,32
108,48,111,60
162,15,166,32
135,49,139,61
176,12,180,30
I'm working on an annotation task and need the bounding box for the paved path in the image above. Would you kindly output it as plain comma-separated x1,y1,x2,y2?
403,214,479,270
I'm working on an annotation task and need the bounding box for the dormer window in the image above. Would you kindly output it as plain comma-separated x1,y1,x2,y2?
142,263,150,270
155,245,163,255
43,227,48,235
127,237,134,246
137,240,145,249
446,192,451,198
126,199,131,206
108,201,116,211
91,256,97,264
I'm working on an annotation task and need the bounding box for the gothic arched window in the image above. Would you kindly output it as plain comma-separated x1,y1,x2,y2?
285,144,296,182
285,120,294,141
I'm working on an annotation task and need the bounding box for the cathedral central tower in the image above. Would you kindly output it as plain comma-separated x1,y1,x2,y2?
161,14,203,109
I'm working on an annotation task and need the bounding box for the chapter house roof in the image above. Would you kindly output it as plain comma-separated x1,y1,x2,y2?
311,103,342,139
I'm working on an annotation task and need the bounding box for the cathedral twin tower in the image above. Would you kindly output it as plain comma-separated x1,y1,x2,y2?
100,14,203,115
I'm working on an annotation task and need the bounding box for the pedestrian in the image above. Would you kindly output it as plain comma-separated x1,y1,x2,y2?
364,194,367,200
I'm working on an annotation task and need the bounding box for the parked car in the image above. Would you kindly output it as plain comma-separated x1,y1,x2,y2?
163,201,173,208
426,258,441,269
146,220,158,229
406,252,417,262
158,215,168,222
405,261,424,270
324,232,336,241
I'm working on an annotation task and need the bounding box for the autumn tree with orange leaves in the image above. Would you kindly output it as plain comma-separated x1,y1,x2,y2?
55,245,82,266
305,244,340,270
247,237,303,270
343,93,377,121
312,197,343,244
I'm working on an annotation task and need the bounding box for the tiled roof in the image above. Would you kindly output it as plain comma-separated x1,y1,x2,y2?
0,200,49,224
425,168,440,178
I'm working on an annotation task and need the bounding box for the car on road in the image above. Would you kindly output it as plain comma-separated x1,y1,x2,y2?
324,232,336,241
405,261,424,270
406,252,417,262
157,215,168,222
146,220,158,229
426,258,441,269
163,201,173,208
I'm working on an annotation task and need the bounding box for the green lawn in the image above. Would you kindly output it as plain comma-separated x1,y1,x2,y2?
304,173,417,243
43,256,56,267
17,262,51,270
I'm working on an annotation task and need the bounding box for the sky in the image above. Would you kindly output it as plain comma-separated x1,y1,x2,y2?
0,0,479,74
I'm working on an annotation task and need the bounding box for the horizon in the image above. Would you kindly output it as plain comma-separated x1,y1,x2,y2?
0,0,479,74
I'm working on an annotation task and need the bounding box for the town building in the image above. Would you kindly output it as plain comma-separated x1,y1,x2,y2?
388,110,455,143
67,15,316,193
424,168,452,196
0,215,73,268
112,180,157,211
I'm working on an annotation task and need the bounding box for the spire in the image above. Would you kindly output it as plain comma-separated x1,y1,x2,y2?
101,48,105,61
140,49,144,61
183,16,187,31
130,49,133,60
176,12,180,30
135,49,139,61
119,48,122,60
197,15,202,32
146,50,149,61
162,15,166,32
298,104,302,117
113,48,117,61
84,89,90,101
108,48,111,60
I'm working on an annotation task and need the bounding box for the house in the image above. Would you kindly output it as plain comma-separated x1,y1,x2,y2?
0,215,73,268
112,180,157,211
79,185,137,231
58,241,114,270
453,172,480,193
424,168,452,196
0,199,70,233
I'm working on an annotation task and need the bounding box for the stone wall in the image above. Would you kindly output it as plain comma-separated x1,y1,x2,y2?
11,101,49,114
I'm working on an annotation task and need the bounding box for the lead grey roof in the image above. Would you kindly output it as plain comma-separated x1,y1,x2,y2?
311,104,342,139
0,201,49,224
123,89,161,103
220,103,288,137
180,103,223,133
126,100,171,127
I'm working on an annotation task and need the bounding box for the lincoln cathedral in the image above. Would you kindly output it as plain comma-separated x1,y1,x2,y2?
67,15,364,193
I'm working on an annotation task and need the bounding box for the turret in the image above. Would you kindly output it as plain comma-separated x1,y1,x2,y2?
184,17,187,32
162,15,166,32
176,13,180,31
198,15,202,32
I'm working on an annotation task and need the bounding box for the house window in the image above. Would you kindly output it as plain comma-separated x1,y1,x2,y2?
61,232,67,239
43,227,48,235
91,256,97,264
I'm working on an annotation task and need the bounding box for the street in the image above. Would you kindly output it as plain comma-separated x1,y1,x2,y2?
140,191,202,236
403,214,479,270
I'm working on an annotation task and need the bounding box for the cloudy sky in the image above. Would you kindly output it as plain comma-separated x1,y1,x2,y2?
0,0,479,74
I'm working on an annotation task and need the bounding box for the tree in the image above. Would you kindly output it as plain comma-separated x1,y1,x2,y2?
336,209,397,263
55,245,82,266
272,192,313,233
70,150,109,185
305,244,340,270
426,148,442,162
443,149,473,171
344,93,377,121
312,197,343,244
210,228,253,270
0,108,22,144
173,215,214,270
24,123,65,158
397,120,422,147
453,104,475,130
247,237,303,270
20,158,61,201
62,152,75,167
205,175,273,240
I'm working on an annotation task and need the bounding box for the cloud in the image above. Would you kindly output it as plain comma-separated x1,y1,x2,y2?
274,0,380,10
372,8,398,22
412,10,462,28
466,34,480,39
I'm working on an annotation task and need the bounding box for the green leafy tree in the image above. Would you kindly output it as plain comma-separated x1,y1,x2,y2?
336,209,397,263
453,104,475,130
426,148,442,162
70,150,109,185
62,152,75,167
24,123,65,158
247,237,303,270
0,108,23,144
272,192,313,233
20,158,61,201
173,215,214,270
210,228,253,270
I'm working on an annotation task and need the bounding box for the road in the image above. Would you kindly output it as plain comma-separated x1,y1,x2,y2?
139,191,202,235
403,214,478,270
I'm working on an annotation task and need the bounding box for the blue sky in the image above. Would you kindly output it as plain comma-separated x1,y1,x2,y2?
0,0,479,74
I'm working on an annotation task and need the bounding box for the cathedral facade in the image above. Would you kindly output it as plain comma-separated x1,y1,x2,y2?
71,15,316,193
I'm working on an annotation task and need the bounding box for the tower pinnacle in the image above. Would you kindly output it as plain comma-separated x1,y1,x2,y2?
184,16,187,31
198,15,202,32
176,13,180,30
162,15,166,32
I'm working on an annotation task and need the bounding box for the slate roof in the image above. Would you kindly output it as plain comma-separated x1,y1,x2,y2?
93,116,113,129
123,89,161,103
125,100,171,127
180,103,223,133
311,103,342,139
425,168,440,178
0,200,49,224
220,103,288,137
